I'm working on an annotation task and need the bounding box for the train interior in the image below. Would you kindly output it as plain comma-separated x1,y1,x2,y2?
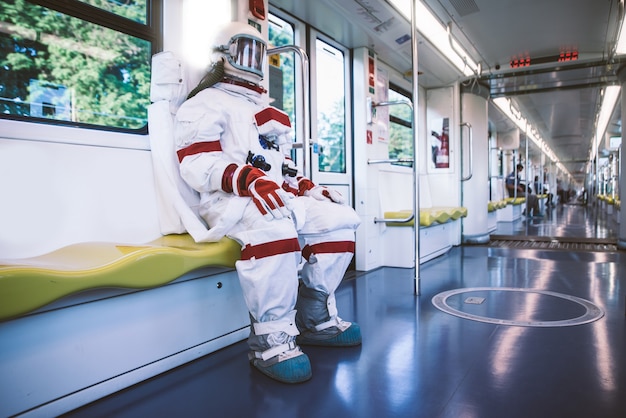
1,0,625,416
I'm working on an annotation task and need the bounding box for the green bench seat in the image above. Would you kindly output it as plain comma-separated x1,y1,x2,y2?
0,234,241,321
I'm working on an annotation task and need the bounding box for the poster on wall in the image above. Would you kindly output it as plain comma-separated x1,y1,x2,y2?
428,117,450,171
375,67,389,143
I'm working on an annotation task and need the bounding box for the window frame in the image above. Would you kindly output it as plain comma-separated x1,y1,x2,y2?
0,0,162,135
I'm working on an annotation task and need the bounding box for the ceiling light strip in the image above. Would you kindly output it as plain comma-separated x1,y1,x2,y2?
589,86,621,162
615,10,626,55
388,0,479,76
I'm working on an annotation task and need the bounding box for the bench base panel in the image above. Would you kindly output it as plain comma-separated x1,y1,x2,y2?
0,268,249,418
497,204,523,222
381,221,459,267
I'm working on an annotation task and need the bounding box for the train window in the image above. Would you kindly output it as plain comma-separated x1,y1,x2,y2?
0,0,159,132
388,85,413,167
76,0,147,24
315,39,346,173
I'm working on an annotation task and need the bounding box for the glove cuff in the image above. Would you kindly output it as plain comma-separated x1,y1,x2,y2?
282,181,298,196
297,176,315,196
234,165,265,197
221,163,238,194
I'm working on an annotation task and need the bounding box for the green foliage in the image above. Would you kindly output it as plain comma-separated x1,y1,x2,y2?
268,21,295,124
388,90,413,165
389,122,413,164
0,0,150,129
317,99,346,173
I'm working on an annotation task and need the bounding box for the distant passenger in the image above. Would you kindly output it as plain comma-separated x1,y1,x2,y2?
534,175,553,208
174,22,361,384
544,170,555,207
506,164,542,217
556,178,565,204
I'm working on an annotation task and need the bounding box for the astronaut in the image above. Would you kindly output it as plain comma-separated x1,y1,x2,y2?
174,21,361,384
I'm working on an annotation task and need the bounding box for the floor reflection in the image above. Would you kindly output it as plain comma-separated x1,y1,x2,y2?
496,203,619,240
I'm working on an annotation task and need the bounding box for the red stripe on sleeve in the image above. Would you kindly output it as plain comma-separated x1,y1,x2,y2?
177,141,222,163
254,107,291,128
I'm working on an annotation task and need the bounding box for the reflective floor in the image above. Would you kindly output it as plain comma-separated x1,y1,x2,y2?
494,201,620,239
66,204,626,418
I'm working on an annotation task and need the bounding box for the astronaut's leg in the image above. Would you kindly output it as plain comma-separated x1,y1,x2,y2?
229,206,311,383
294,198,362,346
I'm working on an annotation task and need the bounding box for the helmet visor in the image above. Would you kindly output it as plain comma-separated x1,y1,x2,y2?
228,35,266,78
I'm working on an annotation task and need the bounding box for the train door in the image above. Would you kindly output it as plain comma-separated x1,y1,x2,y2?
309,31,353,204
268,14,353,203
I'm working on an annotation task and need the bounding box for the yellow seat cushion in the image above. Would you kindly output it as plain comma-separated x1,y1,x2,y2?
383,210,416,226
384,207,467,227
0,234,241,320
505,197,526,205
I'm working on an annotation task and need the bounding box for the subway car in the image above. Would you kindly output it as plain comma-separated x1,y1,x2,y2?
1,0,625,416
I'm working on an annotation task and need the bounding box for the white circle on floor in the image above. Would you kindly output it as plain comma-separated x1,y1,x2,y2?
431,287,604,327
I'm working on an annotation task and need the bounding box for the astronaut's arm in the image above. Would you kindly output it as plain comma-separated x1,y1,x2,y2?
254,106,292,145
280,155,345,205
178,151,230,193
174,102,230,193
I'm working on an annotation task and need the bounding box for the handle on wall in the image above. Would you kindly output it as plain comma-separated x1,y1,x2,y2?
460,122,473,181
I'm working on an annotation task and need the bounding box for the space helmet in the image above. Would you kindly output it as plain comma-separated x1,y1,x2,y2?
212,21,266,84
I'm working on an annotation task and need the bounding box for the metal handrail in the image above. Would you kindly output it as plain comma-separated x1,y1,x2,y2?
367,99,417,225
368,158,414,165
447,23,480,77
411,0,421,295
267,45,310,178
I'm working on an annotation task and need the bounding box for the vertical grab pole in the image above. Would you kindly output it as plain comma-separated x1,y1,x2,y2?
525,121,530,201
267,46,310,178
411,0,420,295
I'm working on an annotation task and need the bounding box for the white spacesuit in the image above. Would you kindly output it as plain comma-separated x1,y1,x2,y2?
174,21,361,384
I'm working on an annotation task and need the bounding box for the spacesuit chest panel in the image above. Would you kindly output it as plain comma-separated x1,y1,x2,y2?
211,88,286,183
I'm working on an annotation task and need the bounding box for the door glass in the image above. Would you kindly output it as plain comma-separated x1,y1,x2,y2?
388,87,413,167
268,14,295,122
315,39,345,173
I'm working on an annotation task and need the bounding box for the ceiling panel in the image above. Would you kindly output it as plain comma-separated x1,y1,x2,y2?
427,0,623,181
271,0,625,182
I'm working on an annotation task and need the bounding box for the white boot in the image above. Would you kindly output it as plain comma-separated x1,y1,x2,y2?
295,286,361,347
248,311,312,383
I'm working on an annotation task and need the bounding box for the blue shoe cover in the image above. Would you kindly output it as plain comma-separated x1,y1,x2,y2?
297,323,362,347
251,353,312,384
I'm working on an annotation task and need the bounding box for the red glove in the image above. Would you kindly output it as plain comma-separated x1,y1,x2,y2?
222,164,293,219
294,176,345,204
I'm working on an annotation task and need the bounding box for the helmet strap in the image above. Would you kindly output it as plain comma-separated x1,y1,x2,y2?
221,75,267,94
